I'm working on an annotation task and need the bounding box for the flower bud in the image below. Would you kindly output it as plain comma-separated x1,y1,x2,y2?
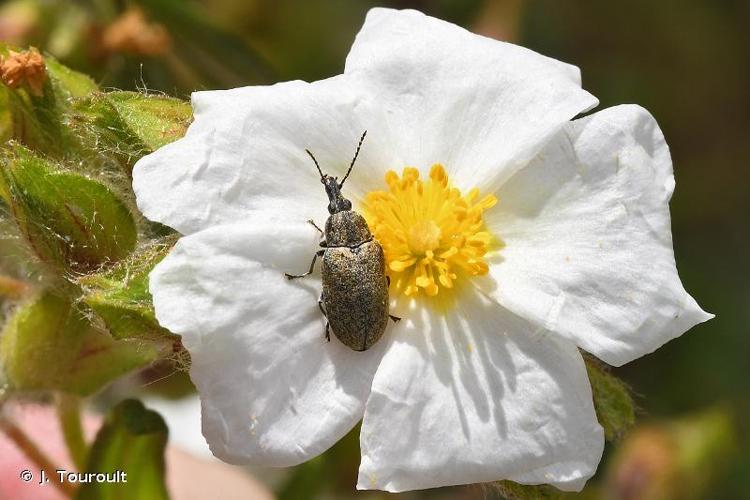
0,43,97,156
0,47,46,96
80,399,169,499
0,292,169,395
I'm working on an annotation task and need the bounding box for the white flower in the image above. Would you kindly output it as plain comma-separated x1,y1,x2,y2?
132,8,712,493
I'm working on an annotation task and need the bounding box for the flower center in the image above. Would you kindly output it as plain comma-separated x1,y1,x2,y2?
362,164,497,298
407,220,442,255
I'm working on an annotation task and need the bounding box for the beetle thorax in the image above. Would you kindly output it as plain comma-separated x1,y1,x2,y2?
325,211,372,247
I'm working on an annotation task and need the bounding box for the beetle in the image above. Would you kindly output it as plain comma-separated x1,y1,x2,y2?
285,131,399,351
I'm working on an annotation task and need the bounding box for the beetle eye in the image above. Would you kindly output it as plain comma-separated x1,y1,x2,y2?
343,199,352,210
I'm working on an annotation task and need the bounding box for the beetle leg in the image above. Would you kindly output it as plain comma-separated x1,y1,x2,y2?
284,249,325,279
306,220,327,247
385,277,400,322
318,292,331,342
307,219,324,235
317,292,327,317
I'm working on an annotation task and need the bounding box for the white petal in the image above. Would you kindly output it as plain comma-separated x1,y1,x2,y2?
344,8,598,192
150,222,388,465
133,76,396,235
483,105,713,367
357,288,603,492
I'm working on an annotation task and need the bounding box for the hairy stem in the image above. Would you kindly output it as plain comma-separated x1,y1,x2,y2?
57,393,88,471
0,415,77,497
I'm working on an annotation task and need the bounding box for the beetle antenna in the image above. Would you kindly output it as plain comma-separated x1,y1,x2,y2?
306,149,325,179
339,130,367,188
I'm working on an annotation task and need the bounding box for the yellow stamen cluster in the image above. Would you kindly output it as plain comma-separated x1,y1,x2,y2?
363,164,497,298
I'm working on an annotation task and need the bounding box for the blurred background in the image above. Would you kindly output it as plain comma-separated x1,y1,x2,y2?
0,0,747,498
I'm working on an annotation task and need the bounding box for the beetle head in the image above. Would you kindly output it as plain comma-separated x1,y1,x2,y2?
321,175,352,214
305,131,367,215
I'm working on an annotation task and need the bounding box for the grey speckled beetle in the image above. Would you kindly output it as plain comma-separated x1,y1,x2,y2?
285,131,399,351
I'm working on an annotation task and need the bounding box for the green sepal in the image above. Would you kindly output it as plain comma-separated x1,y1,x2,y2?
79,238,177,340
585,356,636,441
71,91,191,174
76,399,169,500
0,143,137,274
0,292,169,396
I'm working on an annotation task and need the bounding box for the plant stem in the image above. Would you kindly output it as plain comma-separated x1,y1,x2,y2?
0,416,77,497
57,393,88,471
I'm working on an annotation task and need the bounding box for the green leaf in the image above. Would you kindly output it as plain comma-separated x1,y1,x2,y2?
278,456,326,500
585,356,635,441
70,91,190,174
44,55,99,99
77,399,169,500
70,94,152,174
488,481,565,500
79,238,177,340
107,91,191,151
0,292,168,395
0,144,137,274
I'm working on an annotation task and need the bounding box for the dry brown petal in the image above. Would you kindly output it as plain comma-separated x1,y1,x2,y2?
102,8,172,57
0,47,47,96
